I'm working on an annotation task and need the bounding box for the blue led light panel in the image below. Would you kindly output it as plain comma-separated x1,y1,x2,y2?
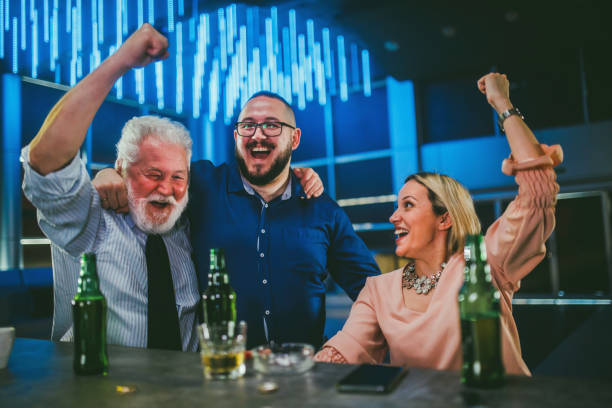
0,1,375,122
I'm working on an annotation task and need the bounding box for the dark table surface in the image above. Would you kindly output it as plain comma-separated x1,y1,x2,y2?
1,338,611,407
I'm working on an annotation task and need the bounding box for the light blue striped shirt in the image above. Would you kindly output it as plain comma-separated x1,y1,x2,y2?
21,147,200,352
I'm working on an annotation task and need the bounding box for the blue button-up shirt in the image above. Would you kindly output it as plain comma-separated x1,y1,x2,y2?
189,160,380,348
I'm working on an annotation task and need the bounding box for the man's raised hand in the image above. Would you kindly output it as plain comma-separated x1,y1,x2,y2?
115,23,170,69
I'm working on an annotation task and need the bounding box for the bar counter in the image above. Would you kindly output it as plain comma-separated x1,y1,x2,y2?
1,338,610,407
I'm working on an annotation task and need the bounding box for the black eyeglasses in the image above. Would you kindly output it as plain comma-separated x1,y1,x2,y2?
235,121,296,137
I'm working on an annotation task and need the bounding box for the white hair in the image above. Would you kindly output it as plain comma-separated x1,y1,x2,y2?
115,115,192,173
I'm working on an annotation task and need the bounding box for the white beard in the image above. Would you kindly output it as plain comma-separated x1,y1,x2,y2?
126,180,188,235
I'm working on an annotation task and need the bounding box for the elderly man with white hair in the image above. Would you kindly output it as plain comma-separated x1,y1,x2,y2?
22,22,201,351
24,115,198,351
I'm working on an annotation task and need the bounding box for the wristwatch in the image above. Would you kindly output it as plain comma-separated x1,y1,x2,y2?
497,107,524,133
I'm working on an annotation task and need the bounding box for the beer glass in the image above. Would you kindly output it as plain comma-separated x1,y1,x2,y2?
198,320,247,380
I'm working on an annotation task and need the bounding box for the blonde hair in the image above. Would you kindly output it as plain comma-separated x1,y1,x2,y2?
405,172,481,256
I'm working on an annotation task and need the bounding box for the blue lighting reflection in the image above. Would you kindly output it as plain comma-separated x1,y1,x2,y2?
0,1,372,120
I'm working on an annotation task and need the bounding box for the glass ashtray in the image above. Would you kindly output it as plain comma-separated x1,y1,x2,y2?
252,342,315,375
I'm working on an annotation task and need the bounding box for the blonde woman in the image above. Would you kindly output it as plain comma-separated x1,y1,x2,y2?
314,73,563,376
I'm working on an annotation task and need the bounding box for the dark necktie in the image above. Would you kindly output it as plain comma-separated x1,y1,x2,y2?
146,234,182,350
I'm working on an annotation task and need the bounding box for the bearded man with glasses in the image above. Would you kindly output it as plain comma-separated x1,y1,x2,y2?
185,91,381,348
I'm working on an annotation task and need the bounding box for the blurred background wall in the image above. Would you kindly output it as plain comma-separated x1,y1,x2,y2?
1,0,611,378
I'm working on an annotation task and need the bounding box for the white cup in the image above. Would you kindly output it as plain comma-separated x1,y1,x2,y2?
0,327,16,369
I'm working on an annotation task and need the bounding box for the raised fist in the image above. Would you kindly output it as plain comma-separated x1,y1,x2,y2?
477,73,512,113
114,23,169,69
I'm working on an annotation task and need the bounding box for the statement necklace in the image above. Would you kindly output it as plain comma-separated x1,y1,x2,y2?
402,262,447,295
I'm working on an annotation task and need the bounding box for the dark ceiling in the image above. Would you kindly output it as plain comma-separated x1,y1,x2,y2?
227,0,612,82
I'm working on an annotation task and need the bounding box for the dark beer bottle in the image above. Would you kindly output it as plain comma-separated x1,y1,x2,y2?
72,253,108,375
202,249,237,329
458,234,504,387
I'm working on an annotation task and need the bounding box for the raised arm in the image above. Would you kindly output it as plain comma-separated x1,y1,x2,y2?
478,73,544,161
28,23,169,176
479,73,562,289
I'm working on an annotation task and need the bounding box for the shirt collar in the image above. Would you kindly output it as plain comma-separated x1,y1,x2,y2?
290,169,307,200
124,212,142,233
227,161,246,193
241,175,293,201
228,162,306,201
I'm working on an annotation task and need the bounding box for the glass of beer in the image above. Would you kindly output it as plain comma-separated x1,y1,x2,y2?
198,320,247,380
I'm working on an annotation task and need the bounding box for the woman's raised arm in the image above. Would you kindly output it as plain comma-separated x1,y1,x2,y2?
478,73,544,162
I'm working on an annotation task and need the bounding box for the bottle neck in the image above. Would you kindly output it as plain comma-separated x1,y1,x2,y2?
463,235,493,286
76,257,102,297
208,248,229,286
208,270,229,286
464,260,492,285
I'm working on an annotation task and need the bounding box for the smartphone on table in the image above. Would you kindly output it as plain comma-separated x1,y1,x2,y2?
336,364,409,394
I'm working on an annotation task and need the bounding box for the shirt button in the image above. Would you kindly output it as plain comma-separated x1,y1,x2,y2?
261,228,266,234
262,279,267,284
265,310,270,315
260,253,265,258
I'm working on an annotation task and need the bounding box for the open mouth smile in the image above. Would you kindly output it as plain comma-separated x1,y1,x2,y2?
249,145,273,160
149,201,171,210
394,228,409,242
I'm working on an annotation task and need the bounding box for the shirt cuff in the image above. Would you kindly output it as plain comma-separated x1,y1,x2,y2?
501,144,564,176
21,145,86,195
314,346,349,363
324,331,379,365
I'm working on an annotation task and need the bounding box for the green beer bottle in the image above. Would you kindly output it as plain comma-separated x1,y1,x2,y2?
458,234,504,387
72,253,108,375
202,249,237,328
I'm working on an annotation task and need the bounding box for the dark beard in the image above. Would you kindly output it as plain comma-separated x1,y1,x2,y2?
235,142,292,186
